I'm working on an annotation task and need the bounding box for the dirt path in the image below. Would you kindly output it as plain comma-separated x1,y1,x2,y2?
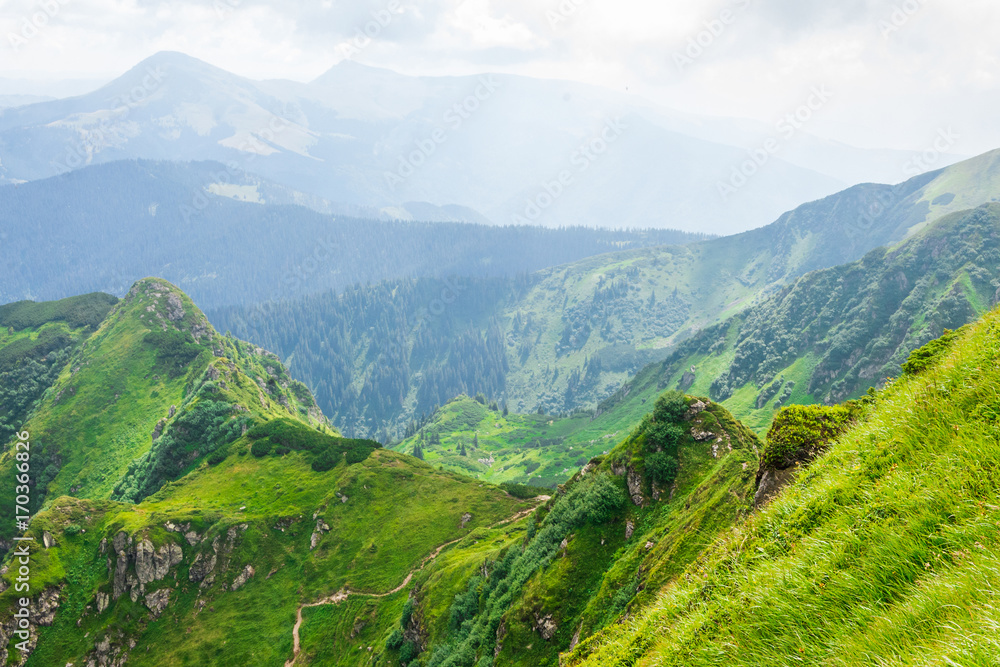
283,503,542,666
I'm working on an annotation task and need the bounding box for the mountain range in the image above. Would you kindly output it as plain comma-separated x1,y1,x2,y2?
0,51,966,234
2,277,999,666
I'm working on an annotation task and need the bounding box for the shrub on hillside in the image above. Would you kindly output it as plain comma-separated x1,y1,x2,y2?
901,326,968,376
762,403,860,468
645,452,679,486
246,418,380,471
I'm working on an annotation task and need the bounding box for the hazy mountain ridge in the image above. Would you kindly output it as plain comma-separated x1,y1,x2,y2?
0,160,708,308
0,51,959,234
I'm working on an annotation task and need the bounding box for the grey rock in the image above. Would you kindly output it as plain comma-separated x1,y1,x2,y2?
626,468,645,507
625,520,635,540
113,552,129,600
534,613,557,640
188,551,216,583
231,565,255,591
144,589,170,617
135,540,156,584
184,531,200,546
151,418,166,441
42,531,55,549
96,592,109,613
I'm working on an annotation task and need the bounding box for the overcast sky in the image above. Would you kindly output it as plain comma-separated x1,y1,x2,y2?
1,0,998,154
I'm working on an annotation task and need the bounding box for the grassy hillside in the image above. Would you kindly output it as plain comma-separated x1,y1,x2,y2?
214,149,1000,437
0,281,532,667
0,279,327,545
0,441,528,666
564,303,1000,666
295,392,761,667
0,293,118,446
647,202,1000,434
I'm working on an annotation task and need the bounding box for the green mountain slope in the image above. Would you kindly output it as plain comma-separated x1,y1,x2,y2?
564,292,1000,666
293,392,761,667
0,438,528,666
0,279,327,546
0,282,532,667
649,202,1000,433
213,149,1000,437
0,293,118,446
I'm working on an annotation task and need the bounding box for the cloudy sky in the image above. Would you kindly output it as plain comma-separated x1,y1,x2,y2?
2,0,998,154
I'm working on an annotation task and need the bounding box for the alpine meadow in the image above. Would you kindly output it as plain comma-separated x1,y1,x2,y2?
2,2,1000,666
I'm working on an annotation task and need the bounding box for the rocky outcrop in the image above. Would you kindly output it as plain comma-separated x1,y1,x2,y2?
625,520,635,540
112,534,184,600
231,564,255,591
144,588,171,617
626,468,645,507
135,539,156,584
753,405,856,508
113,551,129,600
188,540,218,586
534,613,558,640
310,519,331,550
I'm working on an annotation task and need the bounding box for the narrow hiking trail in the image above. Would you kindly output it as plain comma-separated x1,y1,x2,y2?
284,504,543,666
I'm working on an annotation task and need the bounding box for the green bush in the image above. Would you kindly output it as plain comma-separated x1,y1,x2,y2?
386,628,405,651
645,452,679,486
653,391,688,423
499,482,551,499
246,418,380,472
901,327,967,376
647,422,684,453
144,330,205,379
762,403,860,468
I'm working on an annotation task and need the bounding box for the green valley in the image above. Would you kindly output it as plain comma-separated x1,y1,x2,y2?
213,149,1000,439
